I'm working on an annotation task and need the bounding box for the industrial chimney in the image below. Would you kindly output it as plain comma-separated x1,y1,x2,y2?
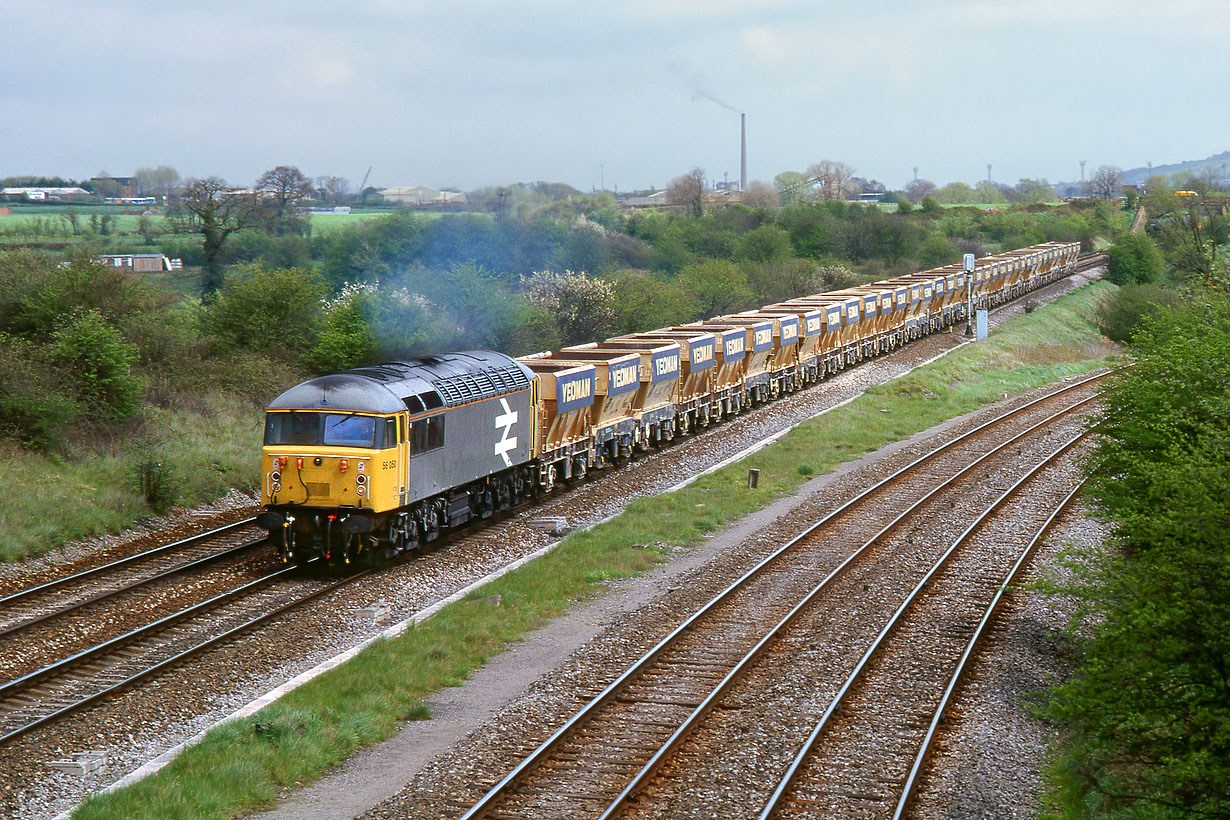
740,113,747,192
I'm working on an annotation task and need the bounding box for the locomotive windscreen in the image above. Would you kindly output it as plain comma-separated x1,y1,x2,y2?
264,411,395,449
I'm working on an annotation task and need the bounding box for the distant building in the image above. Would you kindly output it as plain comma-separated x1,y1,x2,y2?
620,191,670,208
2,187,92,201
379,185,466,206
96,254,178,272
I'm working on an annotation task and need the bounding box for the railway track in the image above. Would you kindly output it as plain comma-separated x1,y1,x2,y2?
0,518,263,635
758,446,1089,819
0,561,373,746
455,370,1106,820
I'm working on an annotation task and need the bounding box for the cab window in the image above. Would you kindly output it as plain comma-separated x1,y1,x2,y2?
409,415,445,455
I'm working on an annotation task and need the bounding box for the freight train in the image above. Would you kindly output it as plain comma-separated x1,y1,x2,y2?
255,241,1082,564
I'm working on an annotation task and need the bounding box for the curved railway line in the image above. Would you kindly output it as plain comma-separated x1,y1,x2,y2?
455,370,1106,820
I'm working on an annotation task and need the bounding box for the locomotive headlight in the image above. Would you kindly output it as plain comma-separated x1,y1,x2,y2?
356,485,367,496
355,473,367,486
271,471,281,484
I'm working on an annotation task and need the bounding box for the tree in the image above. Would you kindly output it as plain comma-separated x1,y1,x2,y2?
1014,177,1056,204
806,160,856,201
520,270,617,345
737,224,793,263
1105,234,1165,286
676,259,755,318
741,180,778,210
774,171,811,207
200,264,328,353
133,166,180,198
973,180,1007,204
904,178,938,204
256,165,313,235
936,182,977,204
1041,297,1230,818
1089,165,1123,199
180,177,265,292
667,168,706,218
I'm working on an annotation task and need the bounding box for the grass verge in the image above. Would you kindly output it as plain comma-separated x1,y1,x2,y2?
0,395,262,564
73,280,1118,820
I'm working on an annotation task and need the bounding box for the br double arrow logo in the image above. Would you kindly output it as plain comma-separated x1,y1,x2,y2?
494,398,518,467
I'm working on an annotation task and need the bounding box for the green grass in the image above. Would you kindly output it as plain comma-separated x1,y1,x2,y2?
68,280,1120,820
307,210,401,235
0,395,263,563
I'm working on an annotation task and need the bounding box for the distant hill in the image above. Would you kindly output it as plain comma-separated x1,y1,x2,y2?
1120,150,1230,185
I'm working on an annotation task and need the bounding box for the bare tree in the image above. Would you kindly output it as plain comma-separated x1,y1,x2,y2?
133,165,181,199
1090,165,1123,199
667,167,706,217
323,176,352,203
741,180,779,210
256,165,313,234
905,178,938,204
806,160,856,201
181,177,264,292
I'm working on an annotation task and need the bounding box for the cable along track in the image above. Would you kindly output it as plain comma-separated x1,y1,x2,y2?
456,371,1107,820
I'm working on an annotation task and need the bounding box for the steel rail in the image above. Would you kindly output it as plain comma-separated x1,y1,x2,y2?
0,518,259,610
0,537,268,641
593,397,1100,819
757,428,1090,820
459,373,1107,820
889,479,1086,819
0,562,373,747
0,565,301,699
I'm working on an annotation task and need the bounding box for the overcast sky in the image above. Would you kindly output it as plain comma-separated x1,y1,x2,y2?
4,0,1226,193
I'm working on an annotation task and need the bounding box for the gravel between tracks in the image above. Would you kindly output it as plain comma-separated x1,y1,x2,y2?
9,270,1104,820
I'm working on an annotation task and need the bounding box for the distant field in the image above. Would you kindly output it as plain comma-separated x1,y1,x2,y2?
0,205,401,241
307,210,400,235
0,207,160,240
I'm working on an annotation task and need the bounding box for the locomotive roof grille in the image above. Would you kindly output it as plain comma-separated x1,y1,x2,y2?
267,350,532,414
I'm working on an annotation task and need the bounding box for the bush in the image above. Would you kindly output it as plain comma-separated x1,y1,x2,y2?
130,456,181,513
307,297,378,373
200,265,328,353
1105,233,1165,286
1041,296,1230,818
1094,283,1185,343
50,310,144,422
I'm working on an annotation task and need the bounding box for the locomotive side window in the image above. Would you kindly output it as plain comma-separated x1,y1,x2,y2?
380,418,398,449
409,415,445,455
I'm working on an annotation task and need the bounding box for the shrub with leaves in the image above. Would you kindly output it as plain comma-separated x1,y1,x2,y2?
1041,296,1230,818
1093,283,1185,343
1105,233,1165,286
50,310,143,422
200,264,328,353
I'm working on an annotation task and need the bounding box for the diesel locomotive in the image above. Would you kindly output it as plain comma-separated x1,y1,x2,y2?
257,241,1082,564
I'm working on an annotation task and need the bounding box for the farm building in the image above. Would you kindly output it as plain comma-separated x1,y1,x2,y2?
379,185,466,206
96,254,179,272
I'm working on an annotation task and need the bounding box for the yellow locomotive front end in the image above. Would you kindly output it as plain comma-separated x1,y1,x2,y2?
259,409,404,564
